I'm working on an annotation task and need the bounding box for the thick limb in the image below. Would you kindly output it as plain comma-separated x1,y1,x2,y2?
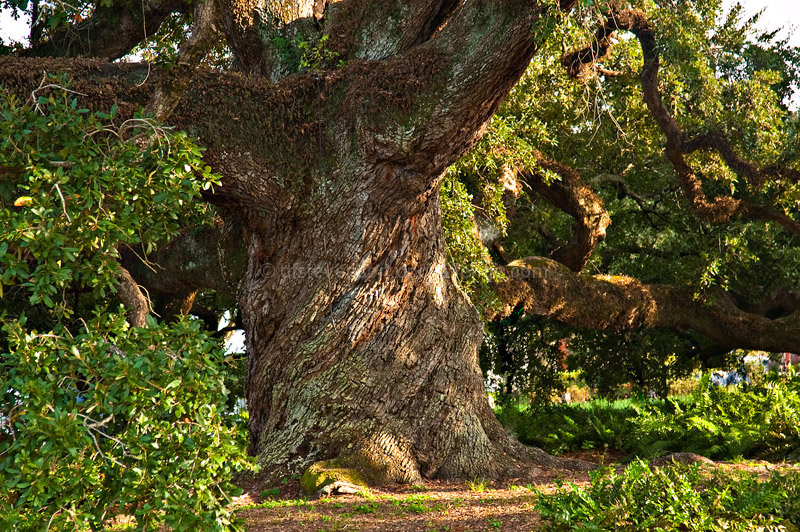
520,153,611,272
22,0,189,60
491,257,800,353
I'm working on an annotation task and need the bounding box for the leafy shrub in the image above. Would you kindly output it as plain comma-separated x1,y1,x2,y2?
0,82,253,530
498,372,800,461
496,398,651,454
0,83,217,317
1,315,252,531
628,373,800,460
536,460,800,531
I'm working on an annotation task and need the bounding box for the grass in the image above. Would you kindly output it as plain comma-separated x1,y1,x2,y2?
238,498,316,511
234,459,800,531
390,493,441,514
467,477,490,492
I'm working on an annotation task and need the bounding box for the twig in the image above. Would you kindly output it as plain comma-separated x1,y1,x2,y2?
53,183,72,222
31,72,88,115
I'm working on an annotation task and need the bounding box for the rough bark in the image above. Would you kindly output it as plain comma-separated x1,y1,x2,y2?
240,183,522,482
214,0,589,482
118,267,150,327
4,0,798,485
147,0,221,121
491,257,800,353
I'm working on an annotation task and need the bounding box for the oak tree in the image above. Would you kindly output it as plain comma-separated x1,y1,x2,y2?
2,0,799,496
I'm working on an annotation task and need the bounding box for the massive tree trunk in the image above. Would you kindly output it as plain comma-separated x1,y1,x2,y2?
191,0,583,482
240,177,518,482
0,0,589,484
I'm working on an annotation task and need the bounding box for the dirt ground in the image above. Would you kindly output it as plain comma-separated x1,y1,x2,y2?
233,450,800,532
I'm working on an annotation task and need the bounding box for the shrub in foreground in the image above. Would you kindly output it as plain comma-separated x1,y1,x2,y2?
536,460,800,531
496,398,647,454
0,315,253,531
0,85,251,531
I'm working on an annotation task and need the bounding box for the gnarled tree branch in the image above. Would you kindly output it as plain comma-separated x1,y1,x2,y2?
217,0,464,78
564,8,800,234
147,0,221,121
519,152,611,272
323,0,462,62
491,257,800,353
22,0,189,60
356,0,578,176
121,217,245,323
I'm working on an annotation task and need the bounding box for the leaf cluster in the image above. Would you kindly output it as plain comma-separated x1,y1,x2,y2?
0,314,252,531
0,79,218,325
630,371,800,460
0,82,249,531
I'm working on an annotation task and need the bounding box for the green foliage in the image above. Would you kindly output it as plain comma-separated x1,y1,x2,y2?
480,315,699,403
0,83,251,530
496,397,648,455
629,372,800,460
466,0,800,394
480,315,569,402
536,460,800,531
0,81,218,323
0,314,252,531
270,33,341,74
467,478,489,492
390,494,439,514
297,35,340,71
439,171,503,307
497,372,800,461
561,328,700,399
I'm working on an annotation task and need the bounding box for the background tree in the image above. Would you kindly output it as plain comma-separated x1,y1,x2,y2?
1,0,799,525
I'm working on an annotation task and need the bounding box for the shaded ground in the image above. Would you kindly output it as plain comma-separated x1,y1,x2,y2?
234,450,799,531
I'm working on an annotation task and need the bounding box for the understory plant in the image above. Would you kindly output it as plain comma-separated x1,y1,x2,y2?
498,372,800,461
629,372,800,460
1,315,252,531
536,460,800,531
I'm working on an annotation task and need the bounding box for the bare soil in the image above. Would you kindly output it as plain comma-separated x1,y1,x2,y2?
233,450,800,532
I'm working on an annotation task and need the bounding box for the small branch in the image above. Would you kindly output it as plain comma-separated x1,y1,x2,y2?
76,413,126,468
31,73,88,115
117,266,150,328
682,132,767,188
22,0,189,60
52,183,71,222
